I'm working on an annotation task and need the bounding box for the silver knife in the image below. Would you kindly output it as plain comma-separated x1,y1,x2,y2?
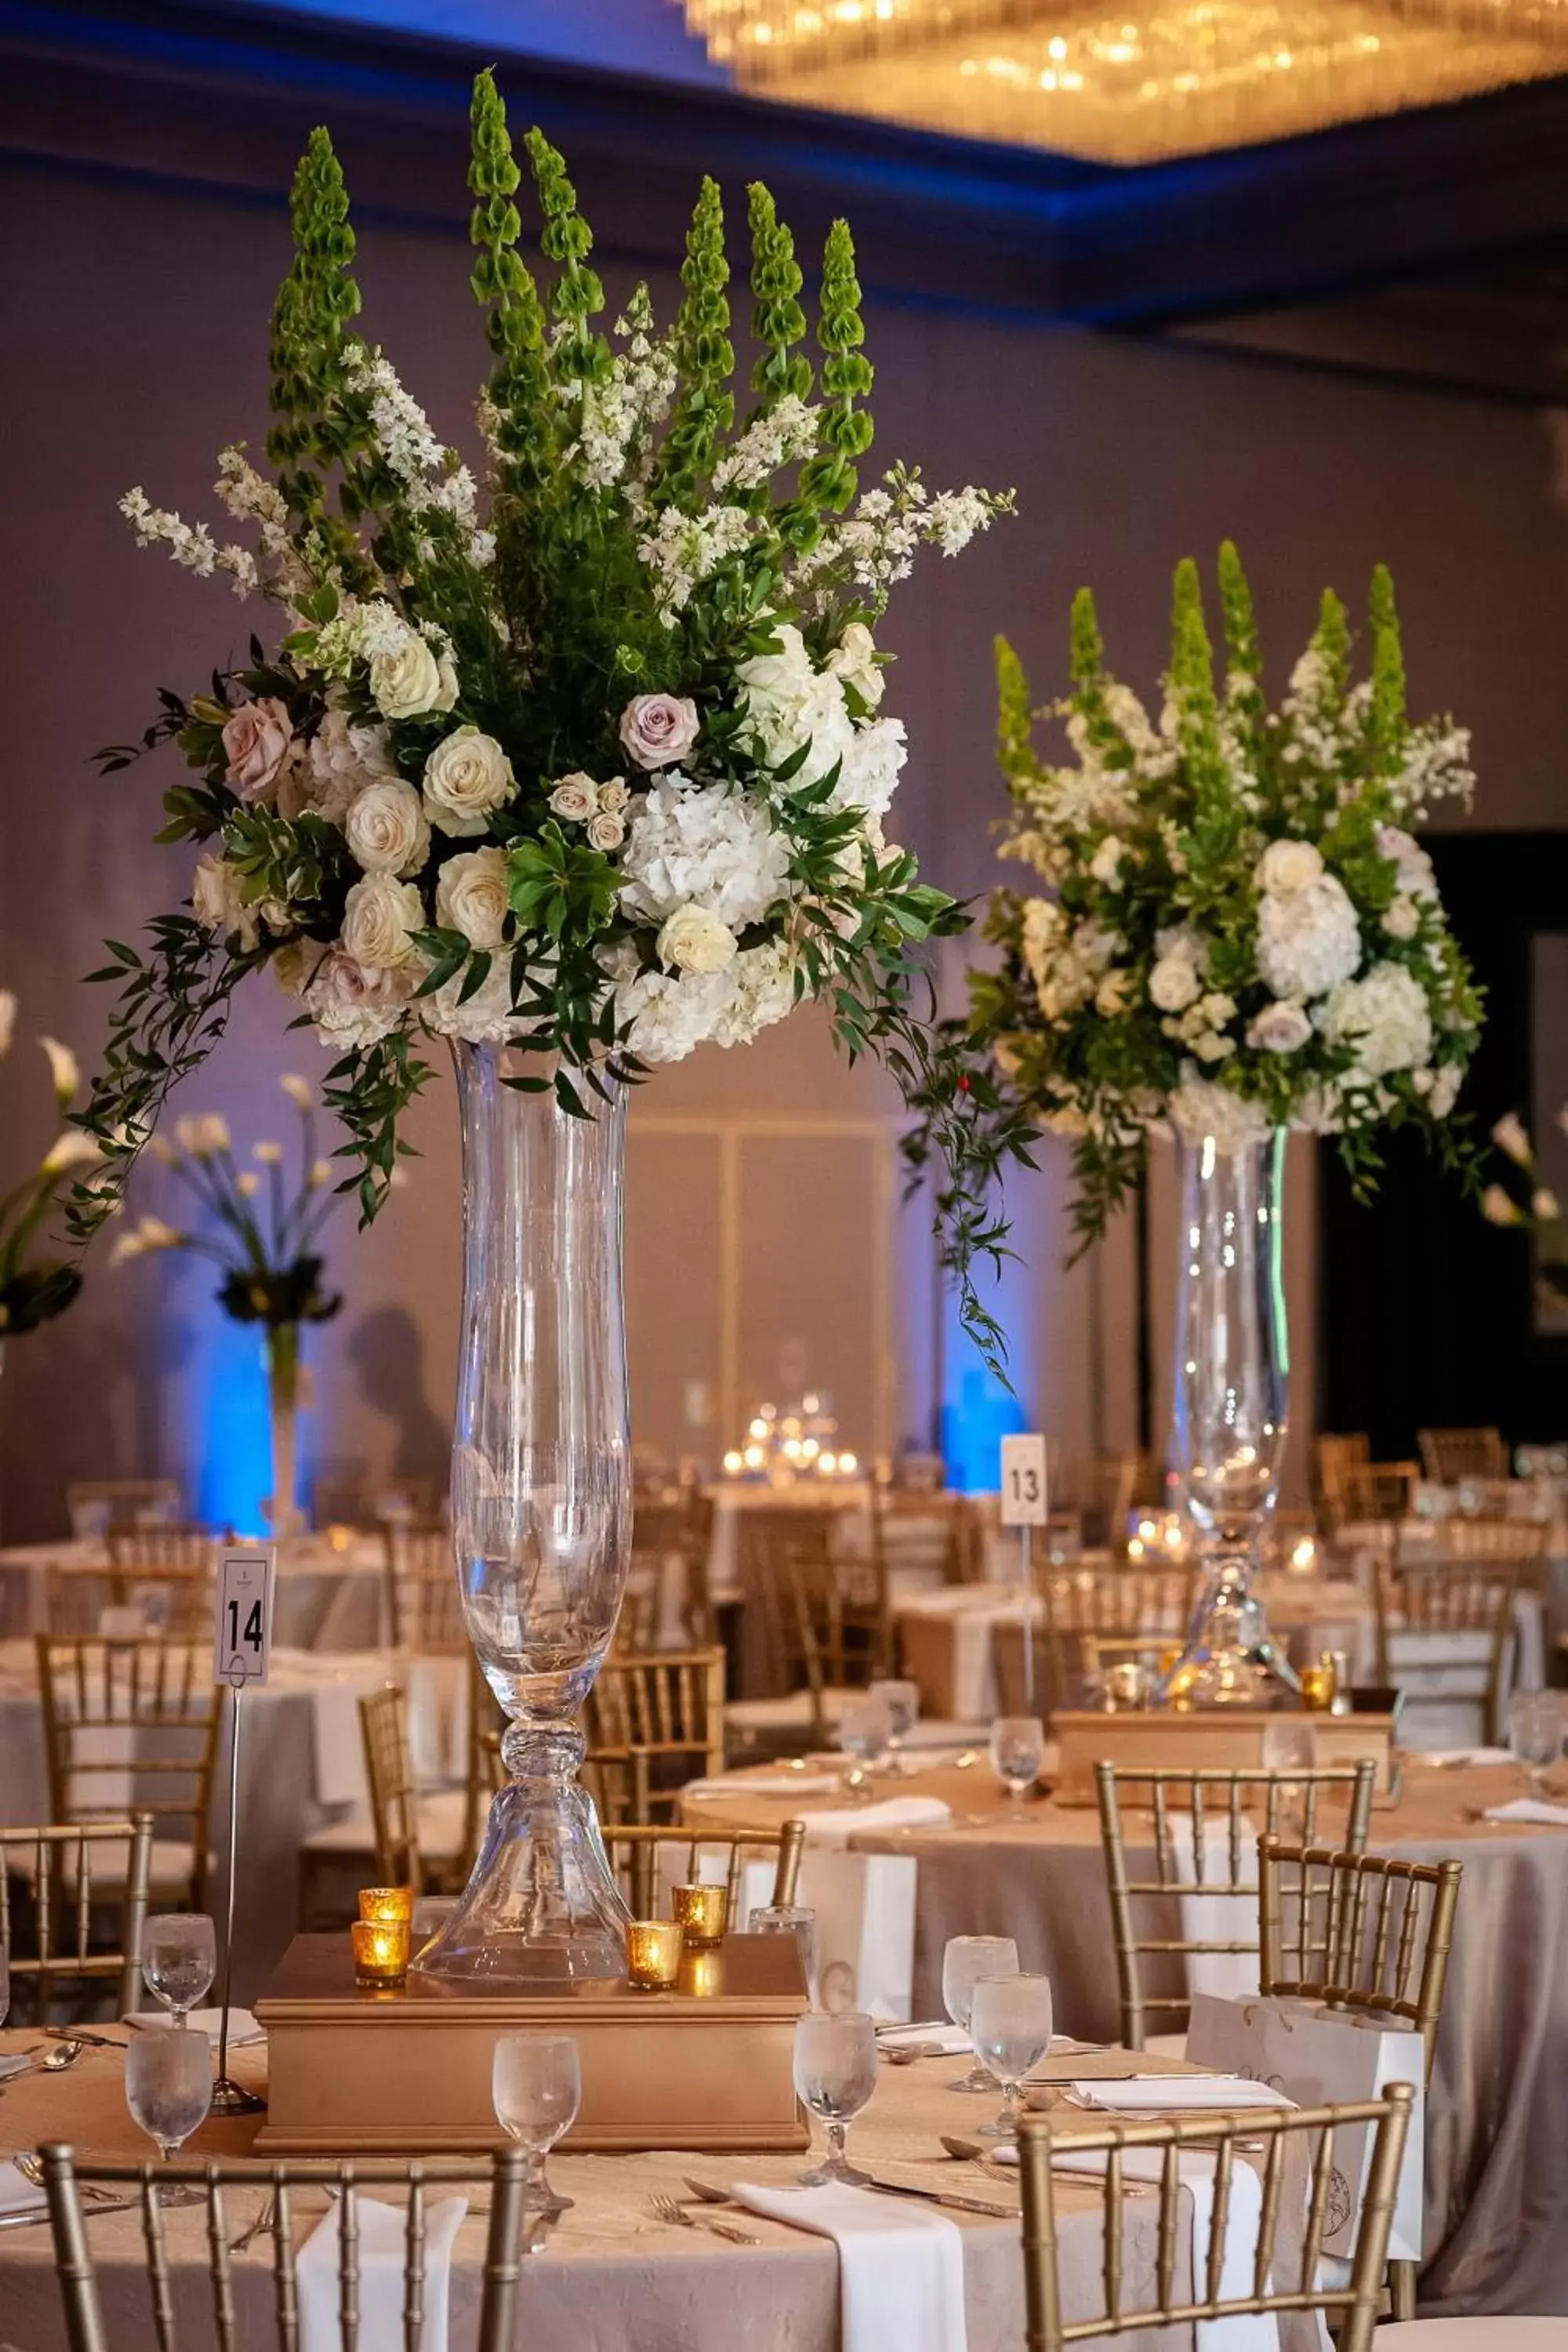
0,2198,142,2231
866,2172,1017,2218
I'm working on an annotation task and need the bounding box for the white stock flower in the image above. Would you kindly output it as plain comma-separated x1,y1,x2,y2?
1322,960,1433,1078
434,847,511,951
1374,822,1438,901
422,727,515,839
368,632,454,720
1382,897,1420,942
619,694,700,771
829,717,907,819
1169,1068,1270,1154
1247,1001,1312,1054
619,777,790,931
191,852,258,950
1255,838,1323,894
822,621,884,710
279,1073,313,1109
1492,1112,1532,1166
340,875,425,971
1482,1183,1523,1226
42,1130,102,1175
1256,873,1360,1000
345,777,430,877
0,990,14,1058
38,1037,79,1101
657,905,739,975
735,624,854,789
304,947,412,1051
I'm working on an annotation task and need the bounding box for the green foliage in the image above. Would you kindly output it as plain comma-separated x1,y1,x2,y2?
506,824,620,946
1368,561,1406,776
994,636,1036,790
468,70,551,493
797,221,873,517
321,1028,434,1225
656,177,734,502
524,128,610,393
746,185,811,412
266,126,371,583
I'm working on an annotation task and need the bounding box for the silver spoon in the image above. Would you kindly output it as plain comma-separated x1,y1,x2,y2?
37,2042,85,2074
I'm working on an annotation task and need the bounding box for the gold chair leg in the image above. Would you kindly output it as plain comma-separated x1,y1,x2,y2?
1388,2258,1417,2320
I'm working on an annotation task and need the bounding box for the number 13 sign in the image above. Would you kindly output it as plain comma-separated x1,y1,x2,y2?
1000,1434,1048,1527
213,1548,277,1688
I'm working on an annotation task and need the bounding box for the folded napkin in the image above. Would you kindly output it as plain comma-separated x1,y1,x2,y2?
877,2021,975,2054
1072,2075,1296,2111
800,1797,952,1849
1425,1748,1515,1768
125,2008,266,2047
297,2192,467,2352
995,2144,1275,2352
1482,1798,1568,1826
0,2053,31,2082
731,2181,967,2352
684,1770,844,1798
0,2161,45,2217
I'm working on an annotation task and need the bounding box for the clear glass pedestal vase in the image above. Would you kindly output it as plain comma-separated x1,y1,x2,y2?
416,1044,633,1984
1159,1128,1301,1708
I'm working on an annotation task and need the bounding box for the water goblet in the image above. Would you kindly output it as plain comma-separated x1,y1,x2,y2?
142,1915,216,2027
868,1679,920,1775
970,1971,1053,2142
837,1695,893,1796
1508,1690,1561,1796
492,2033,581,2223
989,1715,1046,1815
125,2026,212,2205
793,2010,878,2186
941,1933,1018,2092
749,1904,818,2005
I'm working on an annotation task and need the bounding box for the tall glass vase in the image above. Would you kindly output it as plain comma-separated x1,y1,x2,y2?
1160,1129,1300,1705
417,1042,632,1983
264,1321,301,1544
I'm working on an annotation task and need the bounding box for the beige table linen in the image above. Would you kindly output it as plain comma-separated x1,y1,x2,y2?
685,1755,1568,2318
0,2034,1226,2352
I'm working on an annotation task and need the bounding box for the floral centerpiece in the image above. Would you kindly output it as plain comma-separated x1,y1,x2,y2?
111,1076,343,1534
0,1000,98,1342
69,74,1012,1978
960,546,1483,1700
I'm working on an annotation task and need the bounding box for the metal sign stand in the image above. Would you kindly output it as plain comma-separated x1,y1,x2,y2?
210,1681,263,2116
209,1545,275,2118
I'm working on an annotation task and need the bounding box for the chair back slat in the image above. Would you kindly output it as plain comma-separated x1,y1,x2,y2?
585,1649,725,1823
1257,1835,1462,2075
358,1685,425,1890
36,1638,221,1911
0,1816,153,2020
600,1817,805,1917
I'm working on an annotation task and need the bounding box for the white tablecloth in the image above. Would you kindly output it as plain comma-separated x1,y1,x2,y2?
0,1534,387,1651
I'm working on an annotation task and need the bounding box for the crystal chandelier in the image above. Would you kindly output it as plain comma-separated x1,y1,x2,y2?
681,0,1568,162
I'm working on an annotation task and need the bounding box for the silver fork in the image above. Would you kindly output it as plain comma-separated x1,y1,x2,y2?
647,2193,760,2245
228,2194,276,2253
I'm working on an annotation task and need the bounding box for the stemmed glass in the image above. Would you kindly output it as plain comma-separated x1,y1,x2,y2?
492,2033,581,2223
793,2010,878,2186
1261,1716,1317,1838
970,1972,1054,2142
749,1905,819,2006
1508,1691,1561,1796
125,2027,213,2205
941,1934,1018,2092
837,1695,893,1798
142,1915,217,2027
989,1716,1046,1815
868,1680,920,1775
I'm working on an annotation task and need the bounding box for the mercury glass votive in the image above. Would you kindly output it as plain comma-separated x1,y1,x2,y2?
626,1919,684,1990
351,1918,411,1987
671,1883,728,1948
358,1886,415,1926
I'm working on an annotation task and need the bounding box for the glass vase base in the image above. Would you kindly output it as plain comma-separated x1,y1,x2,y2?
414,1777,630,1987
1157,1556,1301,1708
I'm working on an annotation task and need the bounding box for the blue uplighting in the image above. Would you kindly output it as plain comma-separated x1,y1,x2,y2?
193,1310,274,1541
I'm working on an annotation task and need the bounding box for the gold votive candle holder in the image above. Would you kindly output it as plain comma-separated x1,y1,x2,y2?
678,1945,726,1999
358,1886,414,1926
350,1917,410,1987
1299,1661,1336,1712
672,1883,728,1948
626,1918,684,1990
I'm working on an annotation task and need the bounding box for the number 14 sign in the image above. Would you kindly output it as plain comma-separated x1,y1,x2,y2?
213,1548,277,1689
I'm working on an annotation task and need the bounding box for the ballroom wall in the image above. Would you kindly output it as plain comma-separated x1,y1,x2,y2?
4,94,1568,1537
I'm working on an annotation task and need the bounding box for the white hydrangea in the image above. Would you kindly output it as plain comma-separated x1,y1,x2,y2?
735,624,854,789
618,777,791,931
828,717,907,818
612,940,799,1065
1256,873,1361,1000
1169,1068,1270,1153
1322,960,1433,1078
302,705,399,826
419,959,523,1044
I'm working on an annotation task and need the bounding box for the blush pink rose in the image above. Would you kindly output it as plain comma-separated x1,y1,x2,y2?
222,697,295,804
619,693,700,771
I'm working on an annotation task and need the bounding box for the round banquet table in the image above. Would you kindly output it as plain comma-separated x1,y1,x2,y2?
683,1752,1568,2318
0,1534,387,1651
0,2029,1316,2352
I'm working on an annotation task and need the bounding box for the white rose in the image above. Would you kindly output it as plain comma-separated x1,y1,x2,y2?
305,946,413,1051
1256,838,1324,894
619,693,701,771
191,852,258,950
548,774,599,824
1090,834,1126,886
1382,897,1420,942
1256,873,1360,1000
221,696,295,805
369,633,447,720
822,620,884,710
735,622,854,789
423,726,515,839
435,847,511,951
1150,952,1201,1013
1247,1000,1312,1054
340,874,425,971
657,904,739,975
597,779,630,815
586,812,626,853
345,777,430,877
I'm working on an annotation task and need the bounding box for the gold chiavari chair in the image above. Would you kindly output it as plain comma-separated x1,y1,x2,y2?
1417,1425,1510,1485
44,1564,122,1639
1314,1432,1370,1526
601,1814,806,1919
1260,1835,1464,2319
633,1490,717,1646
1443,1513,1550,1594
993,1566,1196,1715
64,1478,180,1539
1014,2084,1414,2352
36,1636,222,1911
41,2144,531,2352
0,1815,153,2022
355,1682,469,1895
1333,1460,1421,1535
104,1524,221,1572
786,1544,887,1737
47,1559,214,1642
868,1479,969,1593
585,1648,726,1824
383,1517,466,1653
1094,1759,1377,2051
737,1504,844,1697
615,1562,663,1655
1057,1451,1139,1553
1373,1554,1521,1747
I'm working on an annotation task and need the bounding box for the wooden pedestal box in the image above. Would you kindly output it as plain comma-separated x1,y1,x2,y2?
1049,1708,1399,1805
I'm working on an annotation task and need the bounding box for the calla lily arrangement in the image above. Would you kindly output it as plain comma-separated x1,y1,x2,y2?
0,999,97,1336
1481,1109,1568,1303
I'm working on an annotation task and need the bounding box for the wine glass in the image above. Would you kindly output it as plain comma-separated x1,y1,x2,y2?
492,2033,581,2222
749,1905,819,2005
868,1679,920,1775
125,2026,212,2205
1508,1691,1561,1796
942,1933,1018,2092
142,1915,217,2026
989,1715,1045,1815
793,2010,878,2186
837,1694,893,1797
970,1971,1054,2142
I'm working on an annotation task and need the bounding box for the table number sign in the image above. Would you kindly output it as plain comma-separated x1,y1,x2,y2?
213,1548,277,1689
1000,1434,1048,1527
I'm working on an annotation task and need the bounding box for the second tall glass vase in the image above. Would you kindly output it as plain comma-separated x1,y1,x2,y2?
1161,1128,1299,1705
416,1043,632,1983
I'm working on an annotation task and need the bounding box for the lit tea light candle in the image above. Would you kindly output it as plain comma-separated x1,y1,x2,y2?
1290,1536,1318,1573
671,1883,728,1948
358,1886,414,1926
626,1918,684,1990
351,1917,410,1987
